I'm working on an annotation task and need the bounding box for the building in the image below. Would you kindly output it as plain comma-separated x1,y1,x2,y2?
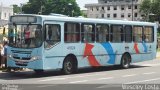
85,0,143,21
0,3,13,26
0,3,13,20
0,3,13,43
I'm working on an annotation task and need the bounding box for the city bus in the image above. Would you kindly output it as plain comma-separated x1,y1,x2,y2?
7,14,157,74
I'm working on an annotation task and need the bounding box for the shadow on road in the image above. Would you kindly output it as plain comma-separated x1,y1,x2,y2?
0,65,149,80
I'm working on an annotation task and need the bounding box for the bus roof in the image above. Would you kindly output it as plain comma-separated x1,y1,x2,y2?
12,14,157,26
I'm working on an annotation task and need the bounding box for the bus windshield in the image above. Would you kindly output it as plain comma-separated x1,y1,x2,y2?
8,24,42,48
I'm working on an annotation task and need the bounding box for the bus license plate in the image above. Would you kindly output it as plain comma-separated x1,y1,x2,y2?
16,61,27,65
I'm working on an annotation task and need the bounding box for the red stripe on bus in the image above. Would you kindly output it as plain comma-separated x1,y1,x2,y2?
83,43,101,66
134,43,140,54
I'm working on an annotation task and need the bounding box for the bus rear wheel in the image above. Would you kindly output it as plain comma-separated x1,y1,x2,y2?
121,54,131,69
63,56,77,75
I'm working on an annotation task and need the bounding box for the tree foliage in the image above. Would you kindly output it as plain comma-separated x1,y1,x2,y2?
152,0,160,16
22,0,82,16
139,0,152,21
13,4,21,14
140,0,160,21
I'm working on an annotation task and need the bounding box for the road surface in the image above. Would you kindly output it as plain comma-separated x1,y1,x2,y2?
0,53,160,90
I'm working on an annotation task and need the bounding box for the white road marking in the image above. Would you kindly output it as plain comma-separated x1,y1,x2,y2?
38,73,106,82
66,73,106,79
39,78,66,82
141,63,160,66
125,78,160,84
69,80,88,84
36,85,58,88
122,74,136,77
97,85,120,89
96,77,114,80
143,72,156,75
69,77,114,84
96,85,107,89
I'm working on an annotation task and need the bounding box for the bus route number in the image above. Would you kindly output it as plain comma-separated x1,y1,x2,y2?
67,46,75,50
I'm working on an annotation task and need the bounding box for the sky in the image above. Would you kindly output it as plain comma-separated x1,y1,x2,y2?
0,0,98,10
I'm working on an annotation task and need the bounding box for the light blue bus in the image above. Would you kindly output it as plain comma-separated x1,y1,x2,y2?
7,14,157,74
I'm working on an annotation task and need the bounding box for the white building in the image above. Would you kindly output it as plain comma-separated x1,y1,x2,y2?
0,3,13,41
0,3,13,26
85,0,143,21
0,3,13,20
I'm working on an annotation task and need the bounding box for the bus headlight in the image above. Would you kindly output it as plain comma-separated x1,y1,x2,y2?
31,56,41,61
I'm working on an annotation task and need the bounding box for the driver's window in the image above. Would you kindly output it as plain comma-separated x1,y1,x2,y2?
45,24,61,48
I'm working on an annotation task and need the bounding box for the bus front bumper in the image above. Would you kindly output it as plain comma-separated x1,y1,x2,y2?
7,59,43,70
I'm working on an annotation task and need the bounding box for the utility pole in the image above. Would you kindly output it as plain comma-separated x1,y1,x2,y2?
131,0,134,21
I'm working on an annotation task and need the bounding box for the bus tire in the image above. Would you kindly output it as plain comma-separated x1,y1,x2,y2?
121,53,131,69
34,70,44,74
63,56,77,75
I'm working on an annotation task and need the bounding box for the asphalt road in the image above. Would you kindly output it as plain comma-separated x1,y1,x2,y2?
0,58,160,90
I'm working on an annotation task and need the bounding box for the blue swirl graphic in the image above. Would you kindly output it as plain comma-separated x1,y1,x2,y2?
142,42,147,52
101,43,115,64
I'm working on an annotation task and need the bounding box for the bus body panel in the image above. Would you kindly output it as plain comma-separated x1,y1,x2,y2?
7,14,157,71
8,42,156,70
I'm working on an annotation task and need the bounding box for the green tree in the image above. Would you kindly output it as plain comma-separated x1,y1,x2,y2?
13,4,21,14
22,0,46,14
139,0,152,21
22,0,81,16
152,0,160,16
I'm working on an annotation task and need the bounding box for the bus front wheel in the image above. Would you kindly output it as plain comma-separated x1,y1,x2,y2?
121,54,131,69
63,56,77,75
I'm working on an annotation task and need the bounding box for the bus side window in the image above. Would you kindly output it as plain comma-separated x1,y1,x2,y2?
81,23,95,43
133,26,143,42
96,24,109,43
144,26,154,42
110,25,123,42
64,22,80,43
124,25,132,42
45,24,61,48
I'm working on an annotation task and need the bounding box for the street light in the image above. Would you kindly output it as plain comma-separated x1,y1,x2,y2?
68,3,72,6
72,10,74,17
68,3,73,17
39,5,44,15
20,3,24,14
148,13,157,22
38,1,44,15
